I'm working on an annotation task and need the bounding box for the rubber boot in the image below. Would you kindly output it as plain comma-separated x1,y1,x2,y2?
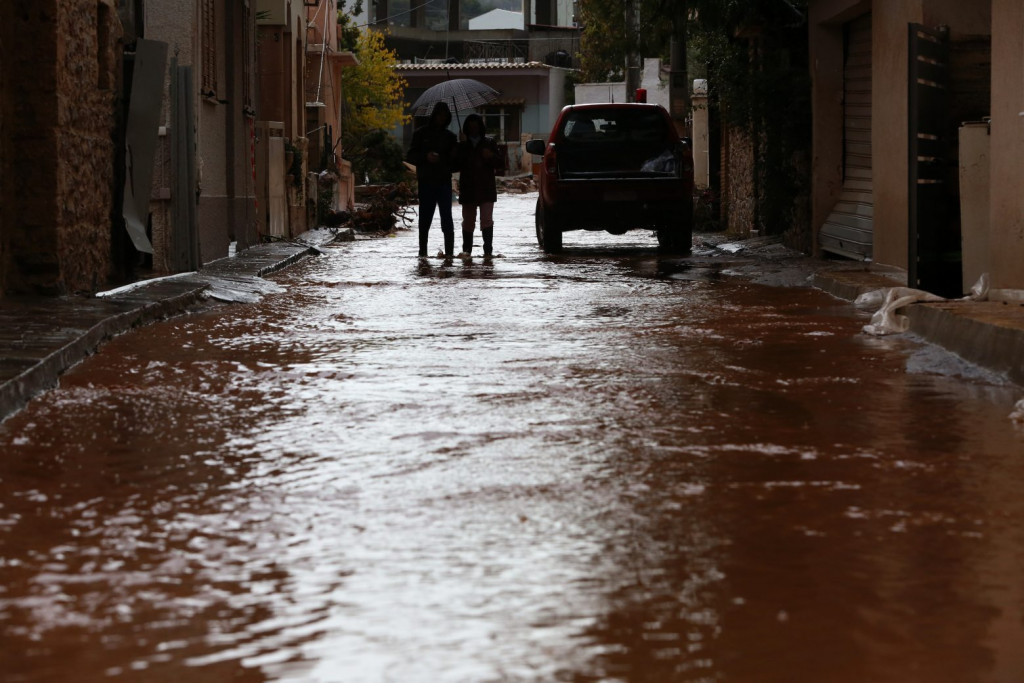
418,228,429,257
462,228,475,254
443,230,455,259
482,226,494,257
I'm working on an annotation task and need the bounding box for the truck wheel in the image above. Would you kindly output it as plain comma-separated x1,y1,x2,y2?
536,199,563,253
657,229,689,252
657,203,693,253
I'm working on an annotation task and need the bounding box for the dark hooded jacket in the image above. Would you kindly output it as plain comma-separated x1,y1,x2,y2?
454,114,501,205
406,102,458,185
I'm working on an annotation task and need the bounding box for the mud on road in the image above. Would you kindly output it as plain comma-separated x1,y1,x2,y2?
2,192,1023,682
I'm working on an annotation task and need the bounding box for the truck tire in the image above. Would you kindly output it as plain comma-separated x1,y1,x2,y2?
536,199,563,253
657,202,693,253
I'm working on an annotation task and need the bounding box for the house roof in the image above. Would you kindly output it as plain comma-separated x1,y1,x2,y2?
468,8,525,31
483,97,526,107
394,61,550,72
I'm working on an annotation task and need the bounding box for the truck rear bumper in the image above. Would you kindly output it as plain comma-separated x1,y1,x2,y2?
543,179,692,231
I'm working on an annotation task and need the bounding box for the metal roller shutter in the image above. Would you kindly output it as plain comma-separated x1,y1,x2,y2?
820,14,874,260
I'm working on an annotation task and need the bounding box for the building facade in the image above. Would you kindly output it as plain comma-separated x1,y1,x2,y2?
257,0,312,237
146,0,259,271
364,0,579,68
305,0,359,214
1,0,367,299
396,61,565,176
0,0,124,296
810,0,1022,295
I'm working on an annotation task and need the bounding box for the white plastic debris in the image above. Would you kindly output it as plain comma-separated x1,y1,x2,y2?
862,288,945,336
95,271,198,298
854,288,887,309
963,272,990,301
859,273,990,337
200,274,285,303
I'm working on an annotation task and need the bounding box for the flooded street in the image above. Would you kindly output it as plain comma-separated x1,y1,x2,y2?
2,192,1024,682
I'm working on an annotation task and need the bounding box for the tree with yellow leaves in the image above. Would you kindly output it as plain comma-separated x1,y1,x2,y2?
341,30,409,184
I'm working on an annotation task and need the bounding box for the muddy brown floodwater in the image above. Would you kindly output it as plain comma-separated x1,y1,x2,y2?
2,193,1023,682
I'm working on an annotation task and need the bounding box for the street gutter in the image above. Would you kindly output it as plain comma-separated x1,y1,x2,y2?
0,239,324,422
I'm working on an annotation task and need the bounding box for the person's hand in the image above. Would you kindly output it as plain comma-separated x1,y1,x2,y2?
481,148,494,160
427,151,440,163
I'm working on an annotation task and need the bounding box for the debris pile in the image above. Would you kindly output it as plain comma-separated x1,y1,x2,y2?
328,183,416,235
498,176,536,194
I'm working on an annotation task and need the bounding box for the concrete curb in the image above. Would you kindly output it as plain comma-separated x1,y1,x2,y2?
0,241,321,422
0,281,209,422
813,270,1024,387
811,270,905,302
906,302,1024,387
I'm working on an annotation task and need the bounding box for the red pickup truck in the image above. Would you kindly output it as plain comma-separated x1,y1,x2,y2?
525,103,694,253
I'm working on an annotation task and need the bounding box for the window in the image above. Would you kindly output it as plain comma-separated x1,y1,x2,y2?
480,106,521,143
201,0,217,96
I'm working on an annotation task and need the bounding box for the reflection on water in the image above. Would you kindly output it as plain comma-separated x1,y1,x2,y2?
1,193,1023,681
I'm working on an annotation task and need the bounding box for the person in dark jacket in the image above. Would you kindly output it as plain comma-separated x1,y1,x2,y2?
454,114,501,257
406,102,458,258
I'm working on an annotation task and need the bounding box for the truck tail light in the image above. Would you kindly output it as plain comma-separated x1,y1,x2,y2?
545,149,558,175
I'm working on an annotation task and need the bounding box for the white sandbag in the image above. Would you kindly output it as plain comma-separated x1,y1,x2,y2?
862,288,945,336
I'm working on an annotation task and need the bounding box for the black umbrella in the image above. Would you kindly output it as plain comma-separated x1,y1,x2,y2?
410,78,501,119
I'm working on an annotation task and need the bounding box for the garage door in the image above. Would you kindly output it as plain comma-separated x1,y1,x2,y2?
820,14,873,260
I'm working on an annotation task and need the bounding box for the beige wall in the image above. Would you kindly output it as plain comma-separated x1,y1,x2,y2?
923,0,991,36
812,0,999,276
870,2,923,271
989,0,1024,290
872,0,990,272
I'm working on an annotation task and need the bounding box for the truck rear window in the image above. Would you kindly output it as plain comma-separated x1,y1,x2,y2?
558,109,678,178
561,109,669,144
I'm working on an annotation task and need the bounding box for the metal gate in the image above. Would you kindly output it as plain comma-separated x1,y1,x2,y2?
908,23,961,297
820,14,873,260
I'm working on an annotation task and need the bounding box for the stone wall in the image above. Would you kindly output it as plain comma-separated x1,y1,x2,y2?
720,120,811,249
56,0,123,293
723,123,757,237
0,0,122,296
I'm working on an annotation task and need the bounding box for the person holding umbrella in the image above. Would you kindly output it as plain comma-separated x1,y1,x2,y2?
454,114,501,258
407,102,458,258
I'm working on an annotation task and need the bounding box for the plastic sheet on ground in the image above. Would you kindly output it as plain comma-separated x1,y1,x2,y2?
859,274,990,336
198,274,285,304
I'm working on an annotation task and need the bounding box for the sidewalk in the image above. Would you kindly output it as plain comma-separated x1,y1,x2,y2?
693,233,1024,387
813,268,1024,387
0,238,324,421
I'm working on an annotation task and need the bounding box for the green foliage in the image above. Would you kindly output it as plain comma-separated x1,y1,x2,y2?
577,0,812,237
578,0,674,82
342,30,408,136
339,28,409,185
336,0,363,52
317,173,337,223
351,129,409,185
284,140,303,188
689,1,810,235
